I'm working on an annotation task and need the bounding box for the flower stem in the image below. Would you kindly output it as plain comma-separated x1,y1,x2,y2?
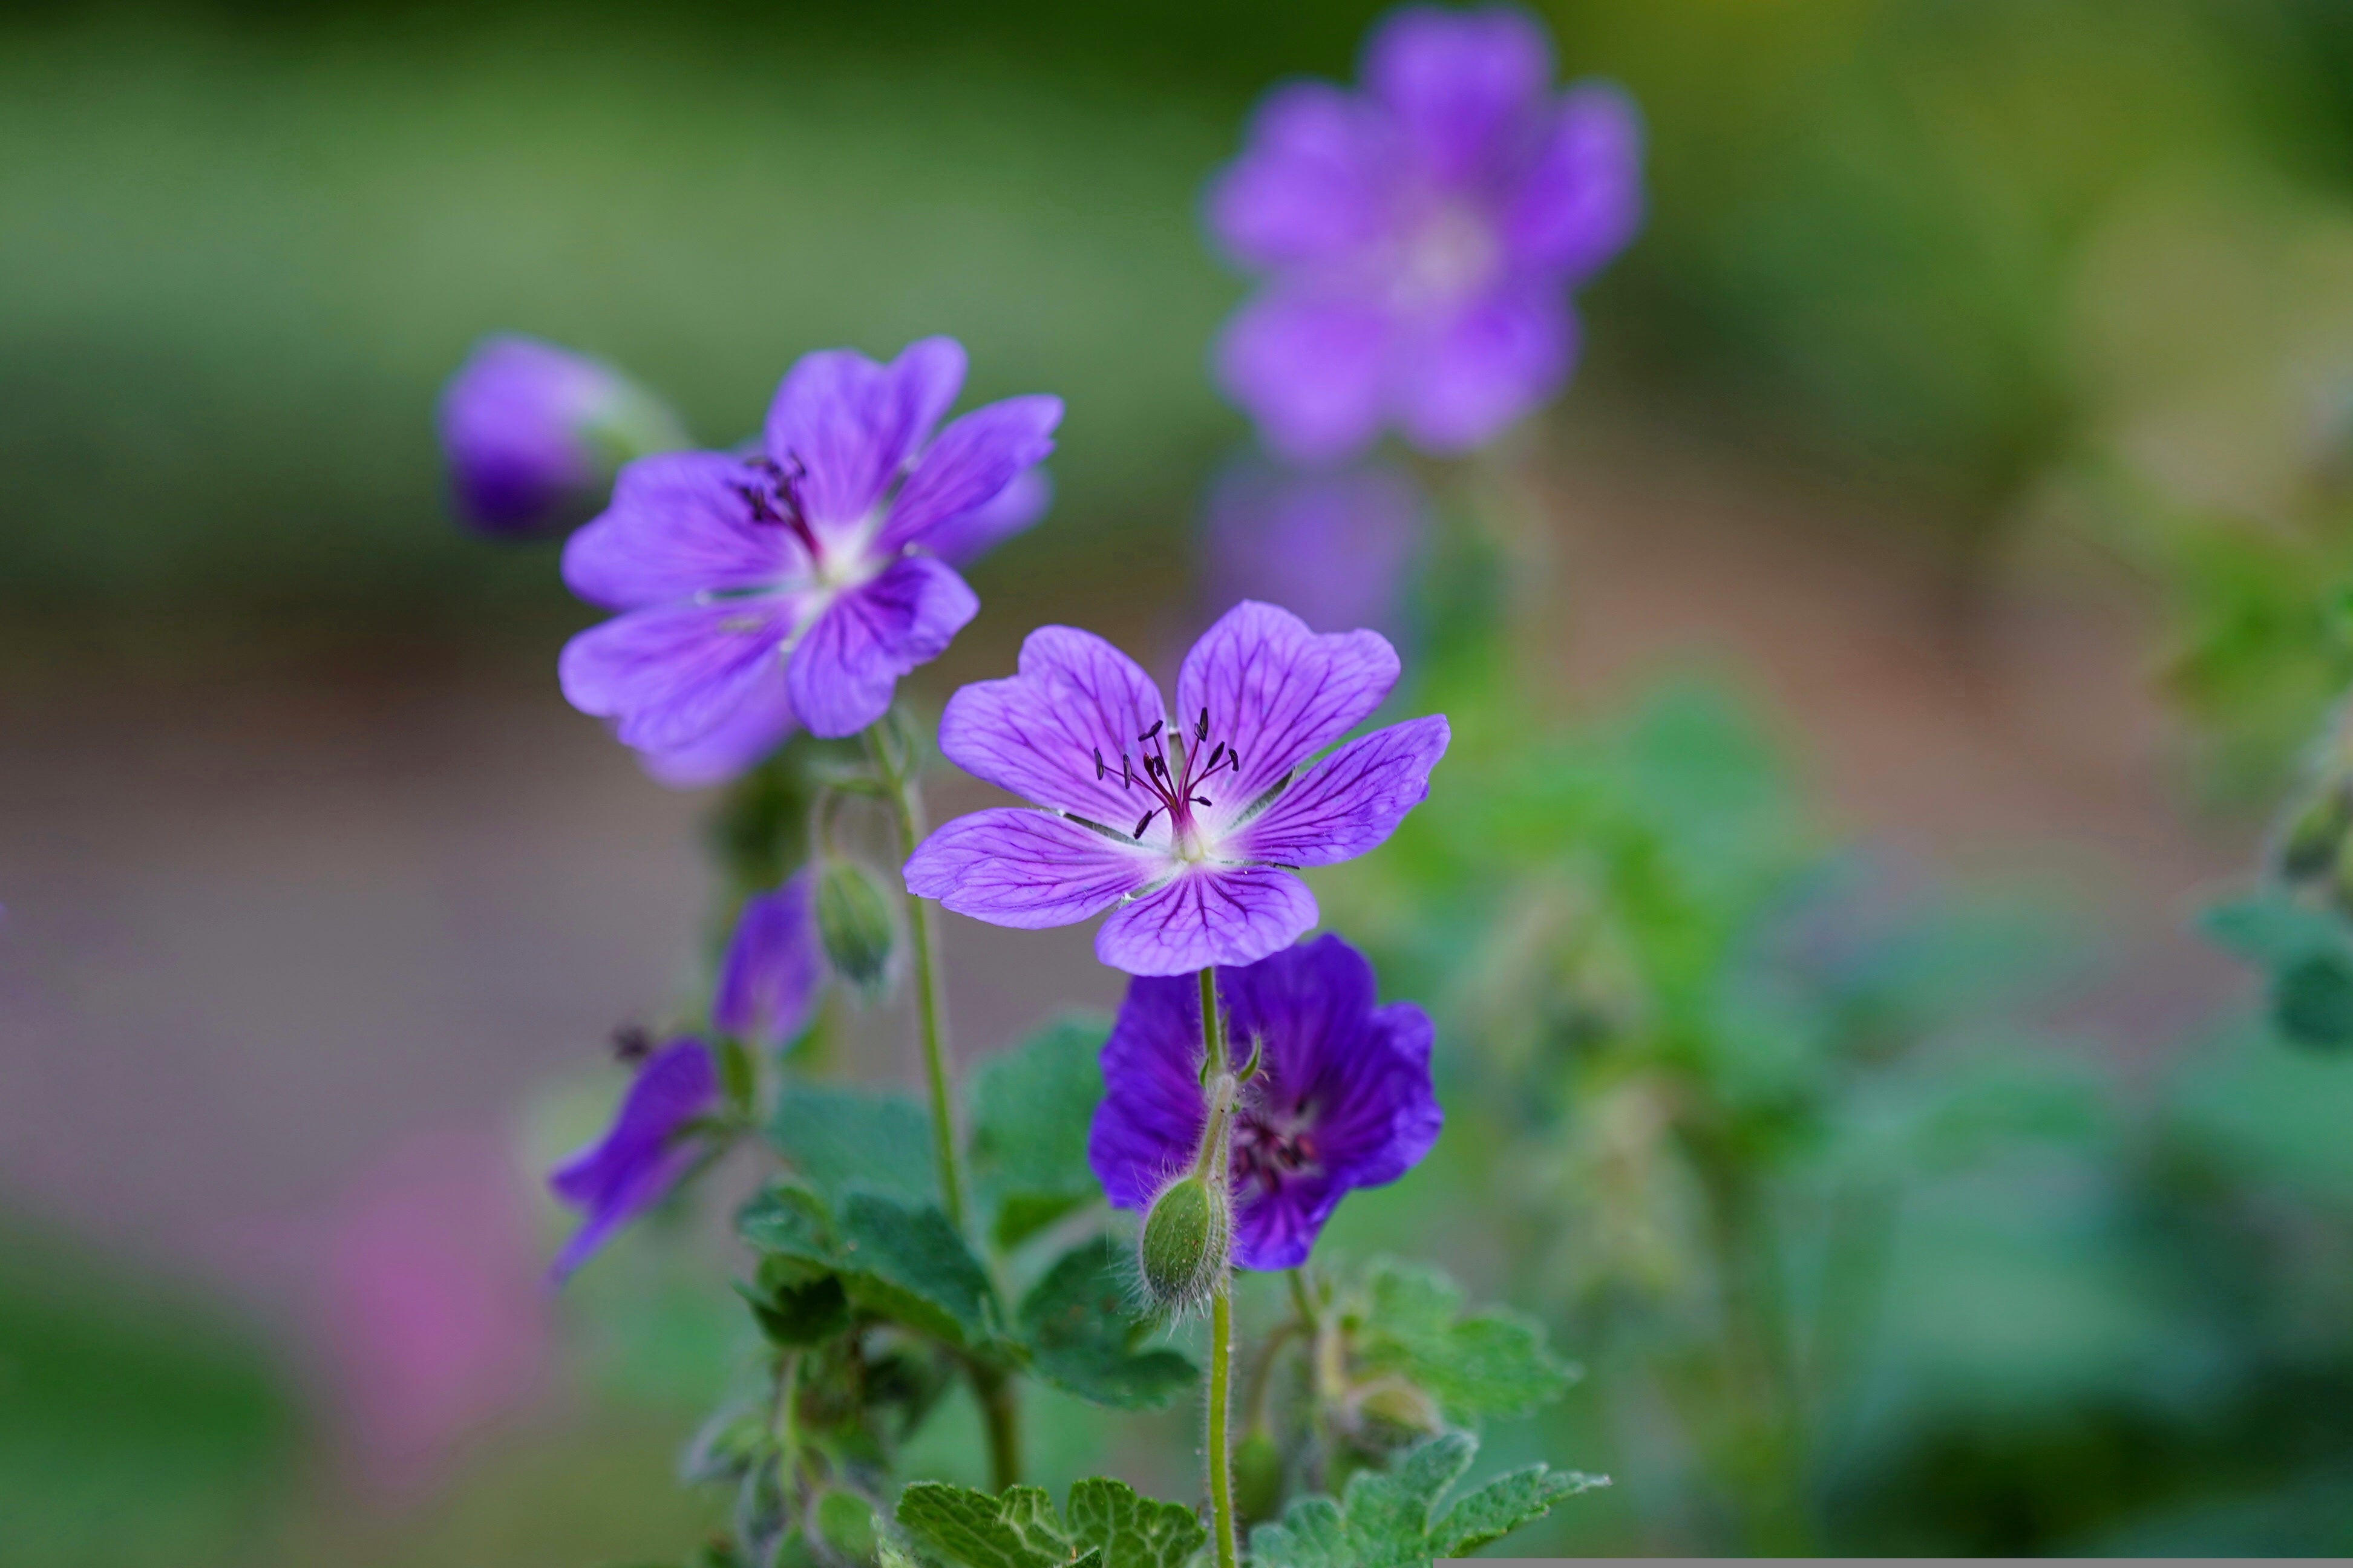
1199,965,1240,1568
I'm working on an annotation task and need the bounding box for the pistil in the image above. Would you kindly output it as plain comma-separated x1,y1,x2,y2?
1095,707,1245,844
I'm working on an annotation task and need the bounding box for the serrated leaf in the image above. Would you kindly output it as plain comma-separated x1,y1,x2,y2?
1064,1477,1206,1568
770,1085,940,1209
1428,1465,1609,1558
1356,1259,1575,1424
1018,1238,1196,1410
895,1481,1071,1568
738,1182,998,1348
970,1014,1110,1247
1248,1432,1602,1568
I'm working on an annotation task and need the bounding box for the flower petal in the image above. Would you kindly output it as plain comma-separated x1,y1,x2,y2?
880,394,1062,552
712,869,825,1046
1177,600,1402,815
1094,866,1319,976
1389,283,1574,454
559,596,800,754
1202,461,1425,639
903,808,1163,929
1309,999,1442,1188
785,555,979,739
937,624,1170,825
1362,4,1553,182
1086,972,1212,1211
924,467,1053,569
1226,714,1448,867
1214,289,1392,466
1507,83,1644,281
633,664,796,789
548,1038,721,1281
1208,82,1396,269
561,451,801,611
762,338,965,527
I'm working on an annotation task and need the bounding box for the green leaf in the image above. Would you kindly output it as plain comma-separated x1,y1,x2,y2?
969,1013,1110,1247
1017,1238,1196,1410
1355,1260,1576,1425
737,1182,999,1348
769,1085,940,1209
1064,1477,1206,1568
895,1482,1072,1568
1248,1432,1603,1568
2202,893,2349,969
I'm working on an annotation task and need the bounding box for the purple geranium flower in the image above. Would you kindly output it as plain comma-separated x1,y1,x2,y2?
1208,4,1643,463
1202,459,1425,641
558,338,1061,750
1088,935,1441,1270
439,335,685,536
712,869,826,1046
904,600,1448,976
546,1037,722,1280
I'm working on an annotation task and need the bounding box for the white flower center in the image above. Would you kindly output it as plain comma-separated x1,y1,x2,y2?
1394,203,1501,310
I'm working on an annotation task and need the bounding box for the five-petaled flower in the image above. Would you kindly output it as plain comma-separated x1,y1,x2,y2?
557,338,1061,761
903,600,1448,976
546,1037,723,1281
1208,4,1643,464
439,334,686,537
1089,935,1442,1270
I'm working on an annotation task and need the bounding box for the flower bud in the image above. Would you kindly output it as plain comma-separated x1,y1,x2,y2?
815,860,898,996
1137,1171,1231,1313
437,335,686,537
1234,1429,1285,1524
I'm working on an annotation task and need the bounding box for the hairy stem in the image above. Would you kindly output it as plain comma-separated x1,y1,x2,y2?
1200,965,1239,1568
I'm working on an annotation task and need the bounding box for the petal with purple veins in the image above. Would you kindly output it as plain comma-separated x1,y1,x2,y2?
762,338,965,528
903,808,1165,929
633,664,796,789
936,626,1170,824
559,595,803,754
1093,866,1319,977
562,451,803,612
785,555,979,739
1224,714,1448,866
1085,972,1212,1211
881,394,1062,552
1177,601,1401,811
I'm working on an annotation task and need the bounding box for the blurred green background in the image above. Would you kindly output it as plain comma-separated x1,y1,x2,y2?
16,0,2353,1560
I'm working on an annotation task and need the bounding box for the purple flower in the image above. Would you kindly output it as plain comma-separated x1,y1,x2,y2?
546,1037,722,1280
1088,935,1441,1270
712,869,826,1046
558,338,1061,748
904,600,1449,976
1208,5,1643,463
1202,460,1425,640
438,335,684,536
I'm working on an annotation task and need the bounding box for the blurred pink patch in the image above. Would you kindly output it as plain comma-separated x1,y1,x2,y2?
318,1129,549,1494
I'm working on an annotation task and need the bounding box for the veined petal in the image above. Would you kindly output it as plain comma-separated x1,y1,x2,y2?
561,451,801,611
559,597,800,754
1363,4,1553,183
925,467,1053,569
762,338,965,527
1085,972,1214,1211
1208,82,1397,269
903,808,1163,929
881,394,1062,552
1214,289,1392,466
633,664,796,788
785,555,978,739
1309,1000,1442,1189
1506,83,1644,280
1094,866,1319,976
1389,283,1573,454
1225,714,1448,866
937,625,1170,824
1177,601,1401,812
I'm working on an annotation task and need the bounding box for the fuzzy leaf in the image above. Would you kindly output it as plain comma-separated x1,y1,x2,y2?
1248,1432,1602,1568
896,1482,1071,1568
1018,1238,1195,1410
1356,1260,1576,1424
736,1182,998,1348
1064,1477,1206,1568
770,1085,940,1209
969,1013,1110,1248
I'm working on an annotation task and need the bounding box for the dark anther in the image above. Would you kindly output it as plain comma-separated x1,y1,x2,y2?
1133,806,1160,838
1139,718,1163,743
1196,707,1209,742
1191,795,1214,808
1206,742,1226,769
1121,753,1133,788
1093,746,1105,780
1227,751,1242,773
612,1025,652,1063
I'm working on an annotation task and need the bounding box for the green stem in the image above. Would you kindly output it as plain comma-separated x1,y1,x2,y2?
1200,966,1239,1568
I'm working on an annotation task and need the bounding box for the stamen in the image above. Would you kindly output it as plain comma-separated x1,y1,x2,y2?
1133,806,1159,839
1206,742,1226,769
1192,795,1213,808
1196,707,1209,742
1093,746,1105,780
1139,719,1163,743
1121,753,1133,788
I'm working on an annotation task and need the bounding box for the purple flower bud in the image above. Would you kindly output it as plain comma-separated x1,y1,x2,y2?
712,870,826,1047
1201,460,1425,641
437,335,684,537
546,1037,722,1281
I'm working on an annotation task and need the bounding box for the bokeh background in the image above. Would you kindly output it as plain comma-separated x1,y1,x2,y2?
15,0,2353,1560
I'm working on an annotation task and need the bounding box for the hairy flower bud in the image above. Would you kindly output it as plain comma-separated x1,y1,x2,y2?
815,860,898,996
1137,1171,1231,1313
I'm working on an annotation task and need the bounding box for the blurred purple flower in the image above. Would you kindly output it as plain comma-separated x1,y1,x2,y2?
547,1037,722,1281
713,869,825,1046
1208,5,1642,463
558,338,1061,748
438,335,684,537
1088,935,1441,1269
1202,460,1425,639
905,600,1448,976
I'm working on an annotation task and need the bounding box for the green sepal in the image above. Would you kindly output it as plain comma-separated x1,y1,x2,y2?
969,1013,1111,1249
1016,1238,1196,1410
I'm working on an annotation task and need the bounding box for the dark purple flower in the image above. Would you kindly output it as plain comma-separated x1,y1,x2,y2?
1088,935,1441,1269
1208,5,1642,463
547,1037,722,1280
1202,460,1425,640
558,339,1061,747
712,869,825,1046
439,335,684,536
904,600,1448,976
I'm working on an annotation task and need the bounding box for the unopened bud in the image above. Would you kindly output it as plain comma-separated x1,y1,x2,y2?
816,860,897,995
1352,1379,1443,1439
1137,1171,1231,1312
1235,1429,1284,1524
